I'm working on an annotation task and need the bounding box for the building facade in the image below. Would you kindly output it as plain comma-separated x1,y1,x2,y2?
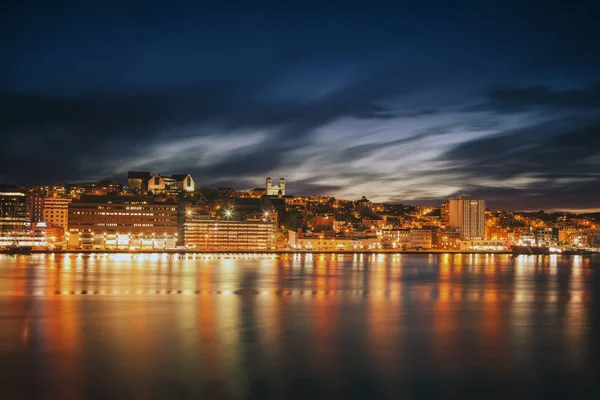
266,177,285,196
459,240,508,251
440,201,450,227
148,174,166,193
0,186,30,235
296,238,354,251
43,197,72,229
381,229,411,249
148,173,195,193
448,196,486,240
28,193,45,224
184,219,275,251
535,227,559,246
68,196,177,249
170,174,195,192
410,229,433,249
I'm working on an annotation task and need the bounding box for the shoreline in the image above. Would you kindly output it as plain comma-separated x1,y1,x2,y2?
0,249,588,256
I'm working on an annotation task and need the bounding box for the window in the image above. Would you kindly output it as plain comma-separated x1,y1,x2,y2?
187,176,191,188
154,176,160,185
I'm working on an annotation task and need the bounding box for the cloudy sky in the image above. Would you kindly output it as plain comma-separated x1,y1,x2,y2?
2,1,600,210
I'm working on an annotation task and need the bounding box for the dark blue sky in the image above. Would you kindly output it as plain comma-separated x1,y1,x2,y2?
2,0,600,210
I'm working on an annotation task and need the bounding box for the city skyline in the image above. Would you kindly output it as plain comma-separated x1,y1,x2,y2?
3,179,598,253
2,1,600,211
5,172,600,214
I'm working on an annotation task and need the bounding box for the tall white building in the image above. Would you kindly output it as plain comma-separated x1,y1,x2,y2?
448,196,485,240
266,177,285,196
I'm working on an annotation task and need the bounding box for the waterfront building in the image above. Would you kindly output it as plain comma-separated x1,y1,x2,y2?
32,222,65,248
518,234,536,246
0,185,30,235
355,238,383,250
571,234,588,247
409,229,433,249
486,227,512,241
513,226,537,245
296,237,354,251
67,195,177,249
381,229,411,249
293,237,383,251
266,177,285,196
439,230,461,250
0,231,46,248
0,186,41,247
184,219,275,251
448,196,486,240
459,240,508,251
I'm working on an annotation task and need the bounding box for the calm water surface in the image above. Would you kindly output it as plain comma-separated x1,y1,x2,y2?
0,253,599,399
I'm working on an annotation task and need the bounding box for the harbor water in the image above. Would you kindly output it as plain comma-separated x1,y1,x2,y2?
0,253,599,399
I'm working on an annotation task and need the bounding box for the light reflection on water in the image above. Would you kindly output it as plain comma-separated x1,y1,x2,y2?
0,253,599,399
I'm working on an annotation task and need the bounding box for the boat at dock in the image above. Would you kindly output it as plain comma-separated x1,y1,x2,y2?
511,246,550,255
4,246,33,255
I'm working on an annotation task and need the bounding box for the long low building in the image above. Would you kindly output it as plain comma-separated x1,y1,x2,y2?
296,238,354,251
185,219,275,251
381,228,435,249
294,237,382,251
0,232,47,248
66,232,177,250
459,240,508,251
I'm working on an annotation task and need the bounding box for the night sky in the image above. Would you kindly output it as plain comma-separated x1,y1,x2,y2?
2,1,600,210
